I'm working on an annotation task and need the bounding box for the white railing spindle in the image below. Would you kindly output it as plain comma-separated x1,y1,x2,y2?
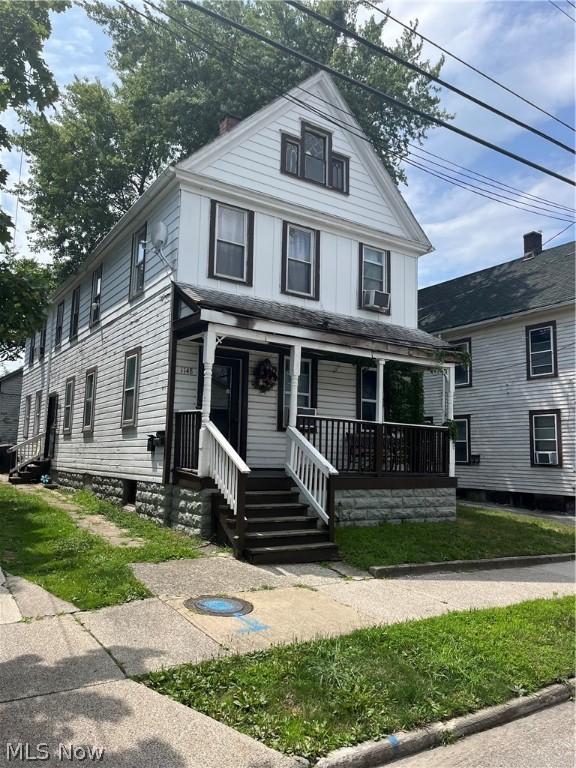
7,432,46,474
285,426,338,525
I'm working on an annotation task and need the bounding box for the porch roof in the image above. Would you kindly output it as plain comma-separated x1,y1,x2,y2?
177,283,457,359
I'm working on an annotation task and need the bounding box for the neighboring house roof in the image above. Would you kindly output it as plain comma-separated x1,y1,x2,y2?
418,240,575,334
178,283,455,358
0,368,23,385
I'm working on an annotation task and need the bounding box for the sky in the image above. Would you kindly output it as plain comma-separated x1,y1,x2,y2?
1,0,575,294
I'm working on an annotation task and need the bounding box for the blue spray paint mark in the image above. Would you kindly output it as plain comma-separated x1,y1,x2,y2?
388,734,400,750
235,614,270,634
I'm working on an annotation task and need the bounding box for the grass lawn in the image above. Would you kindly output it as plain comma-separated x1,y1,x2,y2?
0,484,207,610
336,505,575,571
145,596,575,761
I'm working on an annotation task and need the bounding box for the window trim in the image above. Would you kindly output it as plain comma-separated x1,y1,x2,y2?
54,301,64,348
525,321,557,380
453,337,472,388
39,323,47,360
82,367,97,434
63,377,75,435
208,200,254,286
277,353,318,431
28,332,36,366
529,409,562,468
121,347,141,428
453,414,471,465
33,390,42,437
358,243,391,314
23,395,32,439
129,223,147,299
69,286,80,341
355,365,384,422
90,264,103,326
281,221,320,300
280,121,350,195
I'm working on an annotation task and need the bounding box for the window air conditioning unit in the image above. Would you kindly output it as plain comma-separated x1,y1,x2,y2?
363,290,390,311
297,407,317,416
535,451,557,465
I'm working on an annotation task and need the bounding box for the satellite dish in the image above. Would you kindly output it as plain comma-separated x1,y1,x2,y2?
151,221,168,250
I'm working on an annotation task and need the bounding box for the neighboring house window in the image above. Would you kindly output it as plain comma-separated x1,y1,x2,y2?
121,348,141,427
359,244,391,312
82,368,97,433
23,395,31,439
90,265,102,325
453,338,472,387
33,391,42,436
454,415,470,464
69,286,80,340
39,323,47,360
63,377,75,434
54,301,64,348
280,122,349,193
281,222,320,299
530,409,562,466
130,224,147,297
278,356,317,429
28,333,36,366
526,322,557,379
208,201,254,285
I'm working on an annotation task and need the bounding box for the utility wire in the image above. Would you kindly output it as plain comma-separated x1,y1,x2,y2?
543,222,575,244
286,0,575,155
365,1,575,132
125,0,575,221
548,0,576,21
178,0,575,187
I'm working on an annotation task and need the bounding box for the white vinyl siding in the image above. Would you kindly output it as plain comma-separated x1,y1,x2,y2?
0,371,22,444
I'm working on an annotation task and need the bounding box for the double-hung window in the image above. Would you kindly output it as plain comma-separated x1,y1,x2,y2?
526,322,557,379
69,286,80,340
281,122,349,193
121,348,141,427
453,338,472,387
63,377,75,434
209,202,253,284
359,244,390,312
282,222,320,299
530,410,562,466
90,265,102,325
28,333,36,366
23,395,31,439
279,357,316,429
39,323,47,360
82,368,97,433
358,367,383,422
130,224,146,298
454,415,470,464
33,391,42,436
54,301,64,348
303,127,327,184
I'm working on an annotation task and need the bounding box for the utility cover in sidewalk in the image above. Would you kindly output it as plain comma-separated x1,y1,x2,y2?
184,595,254,617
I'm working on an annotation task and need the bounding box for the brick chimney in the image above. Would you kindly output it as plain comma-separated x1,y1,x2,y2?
523,231,543,258
219,115,241,136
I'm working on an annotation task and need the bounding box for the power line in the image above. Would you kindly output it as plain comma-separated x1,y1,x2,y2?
548,0,576,21
179,0,576,187
286,0,575,156
365,1,575,132
543,222,575,244
123,0,575,221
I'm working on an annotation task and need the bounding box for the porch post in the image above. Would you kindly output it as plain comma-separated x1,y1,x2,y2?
198,327,217,476
446,364,456,477
288,344,302,428
376,359,386,422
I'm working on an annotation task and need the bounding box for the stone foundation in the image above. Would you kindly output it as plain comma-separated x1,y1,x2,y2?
51,470,213,539
335,487,456,526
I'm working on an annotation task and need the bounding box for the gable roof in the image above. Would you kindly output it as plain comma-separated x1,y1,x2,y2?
418,240,575,334
177,283,457,359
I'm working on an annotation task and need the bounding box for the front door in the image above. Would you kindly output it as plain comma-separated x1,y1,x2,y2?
44,394,58,459
210,356,244,456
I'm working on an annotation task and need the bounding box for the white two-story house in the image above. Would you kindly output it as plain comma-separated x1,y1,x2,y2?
421,233,575,513
13,73,460,563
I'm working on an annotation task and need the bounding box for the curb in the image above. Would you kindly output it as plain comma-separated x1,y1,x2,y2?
314,679,575,768
369,552,575,578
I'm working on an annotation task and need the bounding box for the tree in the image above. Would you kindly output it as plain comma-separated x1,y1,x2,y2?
0,0,69,246
19,0,449,277
0,251,53,361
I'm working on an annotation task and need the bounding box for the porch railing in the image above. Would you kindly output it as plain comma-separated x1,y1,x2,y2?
297,416,450,475
286,426,338,529
174,410,202,471
7,432,46,474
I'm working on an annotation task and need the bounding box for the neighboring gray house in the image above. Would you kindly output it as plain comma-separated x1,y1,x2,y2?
0,368,23,445
421,233,575,512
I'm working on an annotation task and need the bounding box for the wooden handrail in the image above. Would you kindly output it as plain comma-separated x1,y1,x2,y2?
285,426,338,527
8,432,46,474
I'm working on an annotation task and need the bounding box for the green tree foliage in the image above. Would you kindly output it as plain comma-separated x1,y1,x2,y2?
385,362,424,424
0,250,53,361
19,0,449,278
0,0,69,246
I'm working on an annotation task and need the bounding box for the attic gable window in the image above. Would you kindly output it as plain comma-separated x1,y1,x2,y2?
281,122,349,194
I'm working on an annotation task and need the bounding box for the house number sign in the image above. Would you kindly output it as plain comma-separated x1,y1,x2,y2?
178,367,195,375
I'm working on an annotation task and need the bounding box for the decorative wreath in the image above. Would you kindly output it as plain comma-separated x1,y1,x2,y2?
252,358,278,393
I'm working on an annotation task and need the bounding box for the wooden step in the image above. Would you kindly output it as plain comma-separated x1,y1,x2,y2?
245,541,340,565
245,490,300,505
228,515,317,532
245,528,328,548
245,473,294,492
